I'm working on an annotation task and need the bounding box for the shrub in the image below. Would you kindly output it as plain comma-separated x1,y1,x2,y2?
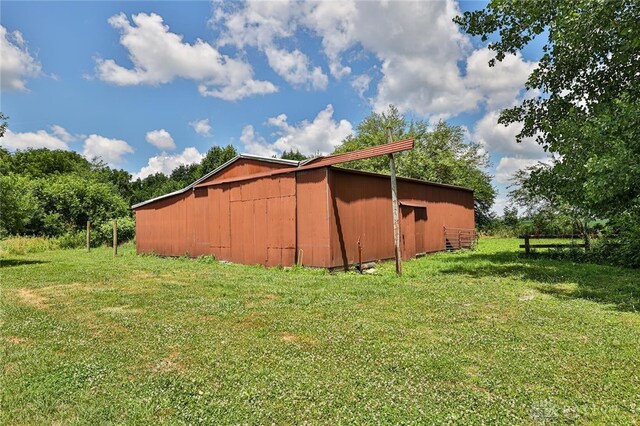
94,216,136,246
57,231,86,249
0,236,60,255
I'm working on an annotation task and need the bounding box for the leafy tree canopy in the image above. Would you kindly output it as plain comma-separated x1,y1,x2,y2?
456,1,640,217
333,105,496,227
280,149,308,161
456,0,640,265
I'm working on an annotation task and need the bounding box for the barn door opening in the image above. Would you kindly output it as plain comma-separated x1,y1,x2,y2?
401,206,416,260
401,203,427,260
414,206,427,255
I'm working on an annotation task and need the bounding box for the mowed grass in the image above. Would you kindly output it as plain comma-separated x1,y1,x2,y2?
1,239,639,424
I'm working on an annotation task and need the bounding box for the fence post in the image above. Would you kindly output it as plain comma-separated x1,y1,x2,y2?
524,235,530,255
86,220,91,251
113,219,117,257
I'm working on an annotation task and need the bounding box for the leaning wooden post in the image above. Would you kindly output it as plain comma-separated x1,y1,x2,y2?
524,235,530,255
387,128,402,276
86,220,91,251
113,219,118,257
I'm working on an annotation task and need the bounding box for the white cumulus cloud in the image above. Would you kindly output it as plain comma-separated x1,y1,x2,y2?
145,129,176,151
0,25,42,91
133,147,204,180
215,2,329,90
473,110,545,158
1,127,70,151
189,118,212,137
240,104,353,157
214,1,537,119
95,12,277,100
264,47,328,90
240,125,277,157
82,134,134,166
268,104,353,155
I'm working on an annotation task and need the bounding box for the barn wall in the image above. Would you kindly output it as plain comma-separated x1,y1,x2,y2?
327,168,474,269
198,158,294,186
296,168,331,267
135,193,189,256
226,175,296,266
136,161,474,268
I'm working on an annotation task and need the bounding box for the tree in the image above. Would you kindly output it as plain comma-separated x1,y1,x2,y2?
456,1,640,263
0,174,38,237
502,206,518,228
29,174,129,236
198,145,237,177
0,112,7,138
280,149,307,161
334,105,496,227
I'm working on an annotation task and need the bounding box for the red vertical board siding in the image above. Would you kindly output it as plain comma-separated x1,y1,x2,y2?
135,159,473,268
327,168,474,269
295,169,331,267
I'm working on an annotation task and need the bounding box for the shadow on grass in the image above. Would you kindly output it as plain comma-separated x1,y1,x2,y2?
0,259,48,268
439,251,640,313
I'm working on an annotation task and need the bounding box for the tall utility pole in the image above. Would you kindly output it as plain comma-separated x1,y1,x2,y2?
388,128,402,276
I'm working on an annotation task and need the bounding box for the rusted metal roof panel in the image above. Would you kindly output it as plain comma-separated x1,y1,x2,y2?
302,138,414,168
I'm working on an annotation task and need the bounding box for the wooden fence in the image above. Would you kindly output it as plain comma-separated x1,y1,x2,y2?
520,234,592,255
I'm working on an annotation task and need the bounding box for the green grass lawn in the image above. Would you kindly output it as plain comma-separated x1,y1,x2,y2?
2,238,639,424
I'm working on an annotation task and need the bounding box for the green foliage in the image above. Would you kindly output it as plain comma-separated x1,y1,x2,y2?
57,231,87,249
198,145,237,176
280,148,307,161
334,105,496,227
28,174,129,236
502,206,518,228
0,112,7,138
0,173,39,237
3,149,94,177
456,1,640,266
95,216,136,247
0,236,60,255
0,140,239,243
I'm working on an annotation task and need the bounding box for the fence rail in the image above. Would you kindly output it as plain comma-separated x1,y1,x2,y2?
444,227,476,251
519,234,592,255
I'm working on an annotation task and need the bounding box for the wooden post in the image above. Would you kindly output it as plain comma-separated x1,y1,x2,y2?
86,220,91,251
524,235,530,255
113,219,117,257
388,128,402,276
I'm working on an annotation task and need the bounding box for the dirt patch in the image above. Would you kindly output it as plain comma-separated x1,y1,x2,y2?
100,306,145,315
281,333,299,343
150,351,184,373
280,333,318,347
262,293,279,302
3,362,19,375
246,293,280,308
5,336,28,345
16,288,48,309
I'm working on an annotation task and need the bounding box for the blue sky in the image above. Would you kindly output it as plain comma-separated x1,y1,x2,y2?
1,1,549,213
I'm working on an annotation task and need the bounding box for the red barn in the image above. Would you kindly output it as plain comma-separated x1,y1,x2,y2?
132,140,475,269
